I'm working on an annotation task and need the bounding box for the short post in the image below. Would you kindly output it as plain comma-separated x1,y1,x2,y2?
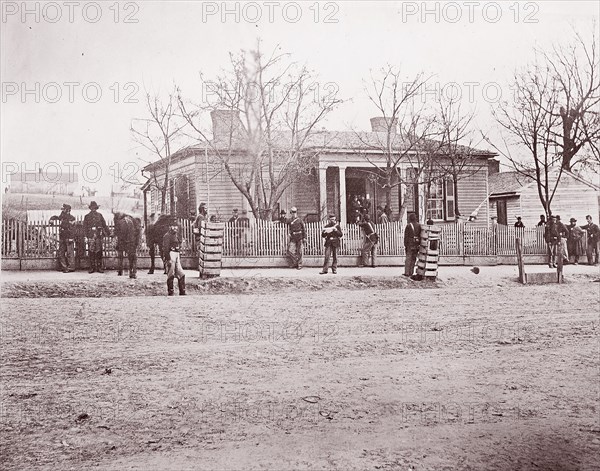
516,237,526,284
199,221,225,278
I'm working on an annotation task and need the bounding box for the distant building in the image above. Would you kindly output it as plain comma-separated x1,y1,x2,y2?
489,167,600,226
9,170,78,195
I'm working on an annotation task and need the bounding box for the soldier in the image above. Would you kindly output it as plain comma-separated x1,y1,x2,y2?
514,216,525,228
403,212,422,277
83,201,109,273
286,207,306,269
49,203,76,273
566,218,585,265
580,215,600,265
162,218,186,296
544,215,560,268
359,214,378,268
320,214,343,274
278,209,287,224
555,215,569,264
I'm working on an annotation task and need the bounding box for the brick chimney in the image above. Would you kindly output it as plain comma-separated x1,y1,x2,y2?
370,116,397,134
488,158,500,175
210,110,246,143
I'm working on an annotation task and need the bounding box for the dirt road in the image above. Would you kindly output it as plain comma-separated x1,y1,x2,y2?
1,274,599,470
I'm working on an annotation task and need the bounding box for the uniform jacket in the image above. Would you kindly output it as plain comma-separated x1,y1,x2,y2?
50,212,76,240
544,222,560,243
581,222,600,242
404,222,422,249
162,230,182,254
321,221,343,248
83,211,109,239
288,217,306,242
360,220,378,243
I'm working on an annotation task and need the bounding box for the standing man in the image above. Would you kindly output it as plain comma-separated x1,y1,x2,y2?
228,209,239,224
514,217,525,228
162,218,186,296
278,210,287,224
83,201,109,273
320,214,343,274
49,203,76,273
286,207,306,270
544,215,560,268
376,206,389,224
403,213,422,277
359,214,378,268
580,214,600,265
537,215,546,227
555,215,569,264
192,203,208,247
566,218,585,265
238,210,250,256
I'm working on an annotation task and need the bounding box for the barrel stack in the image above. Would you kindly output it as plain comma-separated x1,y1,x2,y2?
199,221,225,278
416,225,441,279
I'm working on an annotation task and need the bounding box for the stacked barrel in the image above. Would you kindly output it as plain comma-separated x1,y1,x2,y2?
416,225,441,279
199,221,225,278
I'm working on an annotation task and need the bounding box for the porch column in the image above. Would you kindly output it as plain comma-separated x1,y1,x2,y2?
319,165,328,221
339,166,347,225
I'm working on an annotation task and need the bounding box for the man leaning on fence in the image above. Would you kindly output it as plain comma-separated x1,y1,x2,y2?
49,203,76,273
286,207,306,270
580,215,600,265
359,214,378,268
83,201,110,273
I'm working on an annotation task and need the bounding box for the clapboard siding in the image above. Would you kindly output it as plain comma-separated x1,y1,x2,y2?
455,167,489,226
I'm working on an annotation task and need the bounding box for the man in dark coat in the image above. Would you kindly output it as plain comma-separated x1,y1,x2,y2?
566,218,585,265
286,207,306,269
359,214,378,268
555,215,569,263
162,218,186,296
403,212,422,277
49,203,76,272
514,217,525,228
580,215,600,265
544,215,560,268
83,201,109,273
320,214,343,274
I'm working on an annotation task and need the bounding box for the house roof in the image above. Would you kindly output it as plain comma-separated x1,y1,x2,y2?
488,171,534,196
143,130,497,172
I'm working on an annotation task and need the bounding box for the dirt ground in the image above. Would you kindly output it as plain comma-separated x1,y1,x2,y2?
1,270,599,470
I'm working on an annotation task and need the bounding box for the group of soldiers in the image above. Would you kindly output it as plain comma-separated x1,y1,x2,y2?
542,214,600,267
50,201,109,273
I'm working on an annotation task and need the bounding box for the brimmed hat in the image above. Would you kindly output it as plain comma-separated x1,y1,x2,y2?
570,217,577,222
290,207,297,212
89,201,99,210
61,203,71,211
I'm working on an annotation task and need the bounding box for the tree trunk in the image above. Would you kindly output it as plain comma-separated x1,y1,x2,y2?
453,176,461,217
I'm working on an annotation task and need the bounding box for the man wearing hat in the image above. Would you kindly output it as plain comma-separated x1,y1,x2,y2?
544,215,560,268
320,213,343,274
49,203,76,272
83,201,110,273
278,210,287,224
162,217,186,296
580,215,600,265
192,203,208,247
286,207,306,269
566,218,585,265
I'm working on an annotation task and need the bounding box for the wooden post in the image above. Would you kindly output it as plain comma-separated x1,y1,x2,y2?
557,242,563,283
516,237,526,284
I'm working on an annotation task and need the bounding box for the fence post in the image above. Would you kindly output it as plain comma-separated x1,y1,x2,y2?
457,221,464,259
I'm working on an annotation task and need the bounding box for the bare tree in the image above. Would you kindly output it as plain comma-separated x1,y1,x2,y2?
131,86,187,214
178,42,341,220
488,64,562,217
434,96,486,217
533,28,599,172
355,66,444,222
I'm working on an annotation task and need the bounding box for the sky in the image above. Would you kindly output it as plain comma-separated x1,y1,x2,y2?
1,1,599,195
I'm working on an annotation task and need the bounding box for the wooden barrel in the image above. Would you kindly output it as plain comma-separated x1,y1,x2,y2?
199,221,225,277
416,225,441,279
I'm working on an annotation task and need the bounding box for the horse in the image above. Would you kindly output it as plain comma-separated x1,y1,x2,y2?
113,212,142,279
145,213,172,274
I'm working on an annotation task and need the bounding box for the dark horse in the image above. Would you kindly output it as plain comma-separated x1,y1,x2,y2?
146,214,172,274
113,212,142,279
